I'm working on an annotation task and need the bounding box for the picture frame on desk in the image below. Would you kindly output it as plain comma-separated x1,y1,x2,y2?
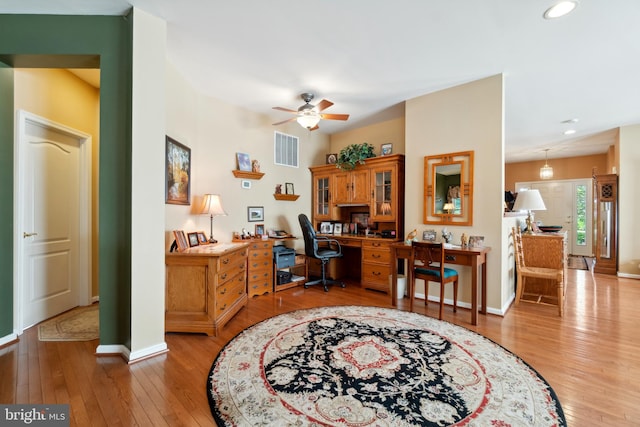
333,223,342,235
469,235,485,248
187,232,200,247
255,223,265,236
173,230,188,252
197,231,209,245
320,222,333,234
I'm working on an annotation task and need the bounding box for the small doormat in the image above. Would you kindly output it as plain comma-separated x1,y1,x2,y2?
567,255,588,270
38,304,99,341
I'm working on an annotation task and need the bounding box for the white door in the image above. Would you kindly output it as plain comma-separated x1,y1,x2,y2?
16,111,92,330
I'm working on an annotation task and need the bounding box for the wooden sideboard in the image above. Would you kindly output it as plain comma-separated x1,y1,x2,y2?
165,242,248,336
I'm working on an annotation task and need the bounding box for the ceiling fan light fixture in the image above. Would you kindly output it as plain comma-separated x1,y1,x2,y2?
543,1,578,19
296,112,320,129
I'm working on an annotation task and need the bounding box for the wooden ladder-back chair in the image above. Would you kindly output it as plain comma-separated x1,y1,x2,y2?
408,241,459,320
512,227,565,316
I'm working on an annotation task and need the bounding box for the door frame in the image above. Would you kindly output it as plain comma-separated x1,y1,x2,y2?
13,110,92,334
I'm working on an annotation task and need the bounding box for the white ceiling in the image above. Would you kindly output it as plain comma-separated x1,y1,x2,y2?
3,0,639,163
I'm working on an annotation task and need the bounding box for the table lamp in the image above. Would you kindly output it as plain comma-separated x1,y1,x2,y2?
512,189,546,234
443,203,454,214
200,194,227,243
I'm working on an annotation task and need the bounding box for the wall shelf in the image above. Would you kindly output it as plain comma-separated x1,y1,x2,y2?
232,170,264,180
274,194,299,201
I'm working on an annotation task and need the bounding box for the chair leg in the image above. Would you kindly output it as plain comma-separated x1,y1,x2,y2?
453,280,458,313
303,258,343,292
557,279,564,317
438,283,445,320
515,273,524,305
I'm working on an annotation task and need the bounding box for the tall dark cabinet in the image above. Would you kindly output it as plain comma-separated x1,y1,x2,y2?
593,174,618,275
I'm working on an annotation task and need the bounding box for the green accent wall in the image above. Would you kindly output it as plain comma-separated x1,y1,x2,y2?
0,62,14,336
0,14,133,346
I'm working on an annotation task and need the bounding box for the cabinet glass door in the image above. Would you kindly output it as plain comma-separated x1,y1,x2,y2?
372,167,395,220
314,175,331,219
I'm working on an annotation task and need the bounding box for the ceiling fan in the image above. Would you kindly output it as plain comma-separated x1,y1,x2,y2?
272,93,349,131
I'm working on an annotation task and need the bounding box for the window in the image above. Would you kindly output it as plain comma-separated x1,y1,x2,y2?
274,131,299,168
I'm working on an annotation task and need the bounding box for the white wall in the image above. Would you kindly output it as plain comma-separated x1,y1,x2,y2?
164,64,331,256
129,8,168,360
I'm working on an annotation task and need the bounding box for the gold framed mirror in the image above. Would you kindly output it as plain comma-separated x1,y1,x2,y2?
423,151,474,226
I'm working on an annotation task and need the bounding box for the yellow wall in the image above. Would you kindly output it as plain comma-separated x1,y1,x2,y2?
505,153,607,191
14,68,100,298
405,75,505,311
330,117,406,156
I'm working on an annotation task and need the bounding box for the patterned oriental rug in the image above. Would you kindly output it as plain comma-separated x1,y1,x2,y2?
567,255,588,270
207,306,565,426
38,304,99,341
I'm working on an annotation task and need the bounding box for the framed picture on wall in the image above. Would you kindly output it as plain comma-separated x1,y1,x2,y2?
165,136,191,205
248,206,264,222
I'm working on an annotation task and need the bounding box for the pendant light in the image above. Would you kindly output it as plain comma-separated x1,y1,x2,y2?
540,149,553,179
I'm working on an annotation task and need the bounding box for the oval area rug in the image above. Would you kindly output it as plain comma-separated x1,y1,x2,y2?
208,306,565,426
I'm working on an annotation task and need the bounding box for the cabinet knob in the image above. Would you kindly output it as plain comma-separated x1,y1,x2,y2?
221,273,227,280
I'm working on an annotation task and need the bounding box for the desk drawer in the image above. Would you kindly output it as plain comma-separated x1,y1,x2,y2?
216,271,246,316
362,247,391,264
442,252,473,266
217,248,248,274
248,255,272,270
248,241,273,251
362,263,391,288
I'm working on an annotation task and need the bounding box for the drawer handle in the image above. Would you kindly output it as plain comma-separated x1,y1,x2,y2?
221,273,228,280
220,287,227,294
373,242,381,247
219,303,227,312
373,271,381,276
445,255,456,261
222,258,230,264
372,254,381,259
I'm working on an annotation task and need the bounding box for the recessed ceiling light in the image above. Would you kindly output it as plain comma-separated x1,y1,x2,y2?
564,129,576,135
544,1,578,19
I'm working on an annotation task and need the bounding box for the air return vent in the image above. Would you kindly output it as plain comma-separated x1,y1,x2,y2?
274,131,299,168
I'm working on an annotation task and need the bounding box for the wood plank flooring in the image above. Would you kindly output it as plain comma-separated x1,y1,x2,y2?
1,267,639,426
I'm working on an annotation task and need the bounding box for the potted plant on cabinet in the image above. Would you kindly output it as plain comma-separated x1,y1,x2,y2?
336,143,376,170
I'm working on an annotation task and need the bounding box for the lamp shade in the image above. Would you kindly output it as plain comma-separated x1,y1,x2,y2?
443,203,454,213
200,194,227,217
296,112,321,129
512,189,546,212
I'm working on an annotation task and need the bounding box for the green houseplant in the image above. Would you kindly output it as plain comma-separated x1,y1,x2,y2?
336,143,376,170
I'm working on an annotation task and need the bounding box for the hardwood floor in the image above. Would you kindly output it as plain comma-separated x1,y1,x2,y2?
2,267,639,426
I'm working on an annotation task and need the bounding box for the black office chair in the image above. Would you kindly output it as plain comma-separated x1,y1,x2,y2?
298,214,345,292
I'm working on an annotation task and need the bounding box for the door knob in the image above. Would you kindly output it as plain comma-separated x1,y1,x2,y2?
23,232,38,238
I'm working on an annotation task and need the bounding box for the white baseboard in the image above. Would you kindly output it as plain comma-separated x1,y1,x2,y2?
618,272,640,279
128,342,169,364
412,292,506,317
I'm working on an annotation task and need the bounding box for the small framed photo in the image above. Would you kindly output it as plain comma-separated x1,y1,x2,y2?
285,182,295,195
326,153,338,164
255,224,265,236
381,143,392,156
197,231,209,245
241,180,251,189
422,229,437,242
248,206,264,222
333,223,342,235
469,236,485,248
320,222,332,234
173,230,189,252
187,232,200,247
236,152,252,171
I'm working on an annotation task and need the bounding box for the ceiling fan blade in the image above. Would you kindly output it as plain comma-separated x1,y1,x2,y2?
320,113,349,121
309,124,320,131
272,106,297,113
272,117,297,126
315,99,334,112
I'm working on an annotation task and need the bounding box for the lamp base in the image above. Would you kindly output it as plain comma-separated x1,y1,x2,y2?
524,212,535,234
209,237,217,244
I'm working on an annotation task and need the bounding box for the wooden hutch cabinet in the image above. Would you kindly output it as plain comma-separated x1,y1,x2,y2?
309,154,405,293
593,173,618,275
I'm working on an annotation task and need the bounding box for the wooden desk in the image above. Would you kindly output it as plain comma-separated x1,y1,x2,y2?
390,243,491,325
